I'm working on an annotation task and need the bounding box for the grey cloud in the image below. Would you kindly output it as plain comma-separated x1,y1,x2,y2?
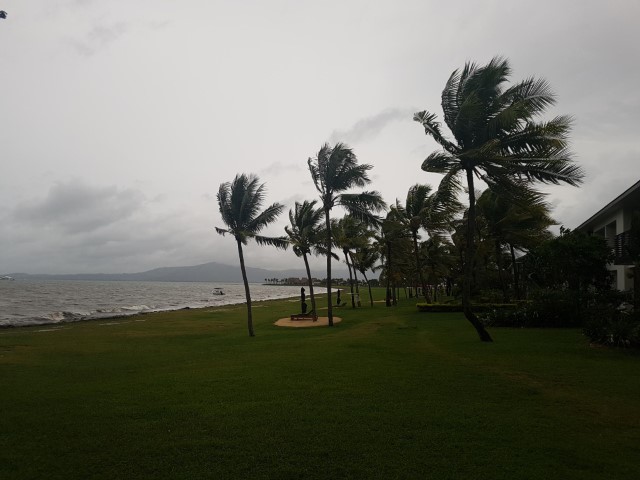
330,108,416,144
67,21,128,56
258,161,305,177
13,181,144,234
1,185,223,274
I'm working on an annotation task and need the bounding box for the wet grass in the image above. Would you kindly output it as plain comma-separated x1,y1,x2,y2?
1,289,639,479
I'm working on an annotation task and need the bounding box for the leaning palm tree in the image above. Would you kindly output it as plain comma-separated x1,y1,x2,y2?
308,143,386,326
216,174,288,337
414,56,584,342
284,200,330,314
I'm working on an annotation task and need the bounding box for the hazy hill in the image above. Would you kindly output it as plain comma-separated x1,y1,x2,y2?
6,262,351,283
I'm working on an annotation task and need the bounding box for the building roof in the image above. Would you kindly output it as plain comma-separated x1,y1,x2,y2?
576,179,640,232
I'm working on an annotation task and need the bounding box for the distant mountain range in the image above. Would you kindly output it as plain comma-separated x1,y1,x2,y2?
5,262,352,283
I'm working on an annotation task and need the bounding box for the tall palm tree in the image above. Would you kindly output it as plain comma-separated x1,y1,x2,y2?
332,216,371,308
376,205,411,306
352,245,381,307
284,200,329,314
216,174,288,337
414,56,584,342
308,143,386,325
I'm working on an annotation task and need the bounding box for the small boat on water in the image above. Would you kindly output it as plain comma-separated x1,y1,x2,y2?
212,287,225,295
1,275,14,281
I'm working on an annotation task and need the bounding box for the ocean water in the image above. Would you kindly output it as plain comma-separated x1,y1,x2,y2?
0,279,312,328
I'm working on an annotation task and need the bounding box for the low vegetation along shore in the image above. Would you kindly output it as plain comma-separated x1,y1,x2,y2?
1,289,639,479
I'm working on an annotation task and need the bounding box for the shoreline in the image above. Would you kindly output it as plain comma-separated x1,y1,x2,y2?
1,288,327,330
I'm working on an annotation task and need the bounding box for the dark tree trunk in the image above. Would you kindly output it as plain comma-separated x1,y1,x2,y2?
510,243,520,300
324,207,334,326
634,264,639,311
385,243,392,307
302,253,317,314
361,270,374,307
350,252,362,307
464,169,493,342
344,249,356,308
412,231,430,302
236,239,254,337
496,241,509,303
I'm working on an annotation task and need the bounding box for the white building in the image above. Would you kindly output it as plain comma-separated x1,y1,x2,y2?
575,179,640,291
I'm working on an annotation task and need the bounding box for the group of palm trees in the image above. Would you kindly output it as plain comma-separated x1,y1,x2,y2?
216,56,584,340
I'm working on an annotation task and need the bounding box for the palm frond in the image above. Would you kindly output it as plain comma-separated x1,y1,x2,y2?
413,110,459,153
421,151,460,174
249,202,284,233
254,235,290,250
339,191,387,215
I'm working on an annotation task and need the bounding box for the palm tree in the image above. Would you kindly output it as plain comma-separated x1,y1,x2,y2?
284,200,328,315
477,187,555,300
352,245,381,307
376,205,411,306
308,143,386,326
414,56,584,342
216,174,288,337
398,184,461,302
333,216,371,308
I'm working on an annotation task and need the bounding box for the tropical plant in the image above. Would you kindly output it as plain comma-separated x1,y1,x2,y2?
376,205,412,306
332,216,371,308
308,143,386,325
476,187,556,301
352,245,381,307
414,56,584,341
396,184,461,301
216,174,288,336
284,200,329,314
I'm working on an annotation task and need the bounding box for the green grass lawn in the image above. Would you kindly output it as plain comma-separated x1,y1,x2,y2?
1,289,639,479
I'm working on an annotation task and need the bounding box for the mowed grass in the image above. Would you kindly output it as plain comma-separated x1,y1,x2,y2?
1,289,639,480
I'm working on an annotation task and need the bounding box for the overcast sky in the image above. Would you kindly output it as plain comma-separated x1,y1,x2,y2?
1,0,639,274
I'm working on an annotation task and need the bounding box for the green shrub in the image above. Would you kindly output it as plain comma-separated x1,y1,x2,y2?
584,310,640,348
480,307,534,328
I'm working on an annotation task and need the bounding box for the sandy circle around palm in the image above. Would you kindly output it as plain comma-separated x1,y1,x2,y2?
274,316,342,327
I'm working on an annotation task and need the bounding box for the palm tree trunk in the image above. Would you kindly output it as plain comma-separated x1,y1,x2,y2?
386,242,392,307
413,232,430,302
361,270,374,307
509,243,520,300
302,253,316,314
344,249,356,308
634,264,639,311
464,169,493,342
324,207,334,326
236,239,254,337
496,241,509,303
349,252,362,307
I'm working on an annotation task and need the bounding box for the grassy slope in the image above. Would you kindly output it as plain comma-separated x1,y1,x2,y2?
1,289,639,479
